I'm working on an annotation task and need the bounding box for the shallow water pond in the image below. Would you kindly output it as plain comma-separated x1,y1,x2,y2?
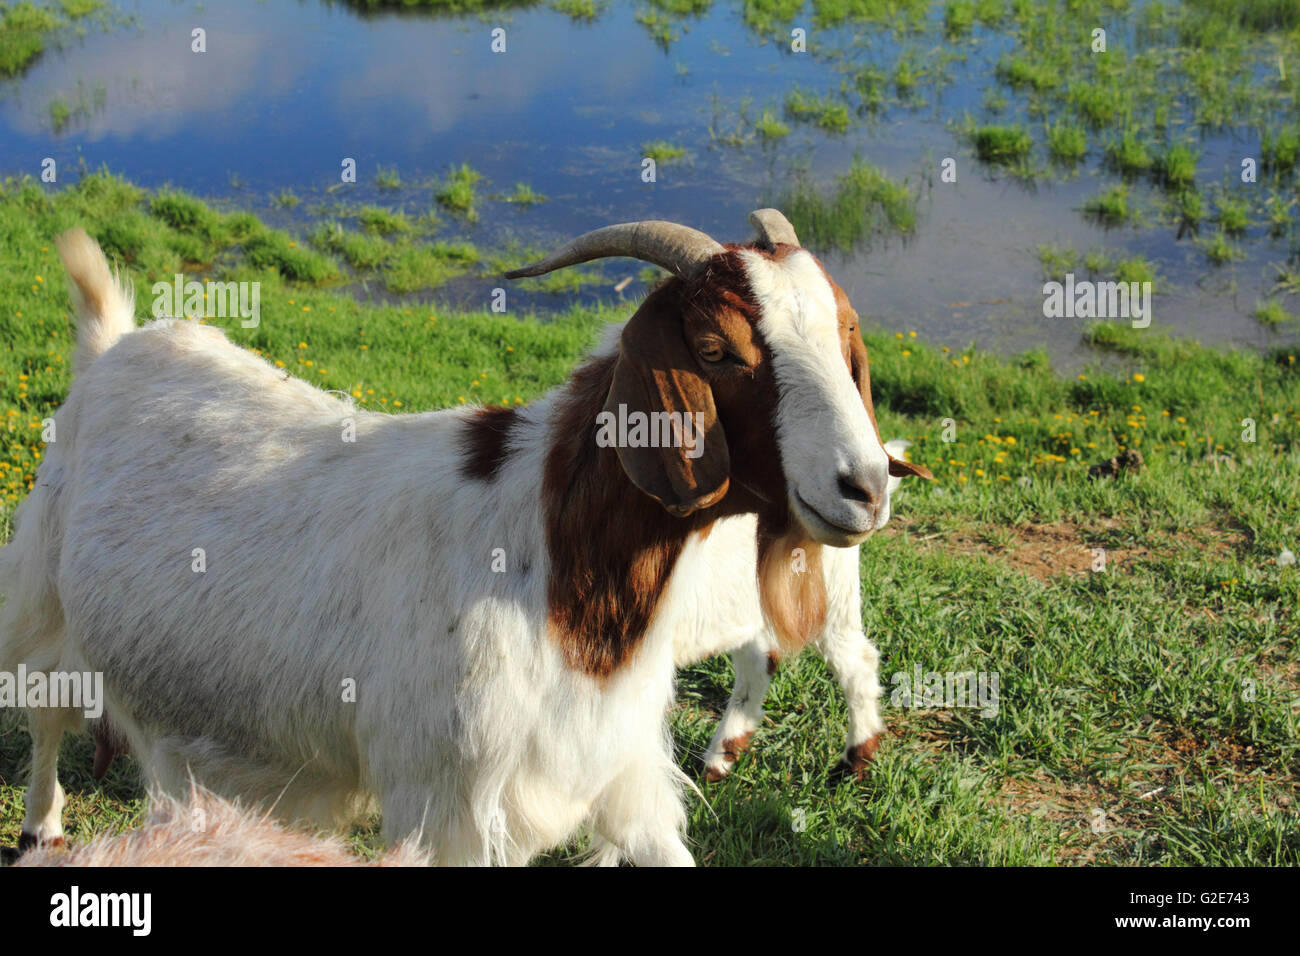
2,0,1298,367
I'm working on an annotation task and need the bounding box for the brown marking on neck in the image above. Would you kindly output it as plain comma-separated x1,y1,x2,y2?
459,405,520,482
542,352,710,679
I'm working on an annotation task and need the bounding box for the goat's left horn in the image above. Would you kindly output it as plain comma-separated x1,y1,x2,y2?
503,221,724,281
748,208,800,248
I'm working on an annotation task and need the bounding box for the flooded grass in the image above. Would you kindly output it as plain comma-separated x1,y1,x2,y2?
433,163,484,220
782,157,915,252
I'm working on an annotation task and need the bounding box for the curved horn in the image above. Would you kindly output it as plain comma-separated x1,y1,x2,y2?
748,208,800,248
504,221,725,281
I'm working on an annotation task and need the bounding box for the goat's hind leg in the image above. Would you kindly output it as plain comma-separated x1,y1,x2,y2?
702,639,776,782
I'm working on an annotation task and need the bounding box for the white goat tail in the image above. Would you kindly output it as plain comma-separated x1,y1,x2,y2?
55,227,135,373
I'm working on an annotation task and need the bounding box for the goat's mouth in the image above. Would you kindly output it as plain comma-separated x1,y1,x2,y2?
791,491,872,546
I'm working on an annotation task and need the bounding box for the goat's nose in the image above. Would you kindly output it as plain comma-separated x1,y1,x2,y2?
837,470,875,507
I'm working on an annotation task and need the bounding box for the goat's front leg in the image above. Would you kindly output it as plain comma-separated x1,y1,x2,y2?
702,639,776,782
589,758,693,867
19,707,79,853
816,625,885,778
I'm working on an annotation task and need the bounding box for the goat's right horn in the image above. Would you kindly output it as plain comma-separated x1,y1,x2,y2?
748,208,800,248
503,221,725,281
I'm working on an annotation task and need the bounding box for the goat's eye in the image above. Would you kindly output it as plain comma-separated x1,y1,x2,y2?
698,341,725,363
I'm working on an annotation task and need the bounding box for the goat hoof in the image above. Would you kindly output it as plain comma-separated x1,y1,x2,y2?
703,763,730,783
831,737,880,782
16,832,66,854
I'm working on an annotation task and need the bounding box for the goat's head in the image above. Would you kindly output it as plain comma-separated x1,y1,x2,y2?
506,210,931,548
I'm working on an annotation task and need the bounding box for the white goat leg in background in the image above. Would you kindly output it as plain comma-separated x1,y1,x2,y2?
689,439,913,782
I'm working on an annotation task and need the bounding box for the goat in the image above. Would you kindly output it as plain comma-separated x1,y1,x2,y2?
675,439,912,782
0,209,928,866
13,786,427,867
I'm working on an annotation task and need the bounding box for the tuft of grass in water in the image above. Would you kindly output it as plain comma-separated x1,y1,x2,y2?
970,125,1033,166
1175,189,1204,232
274,190,301,209
357,206,412,235
374,166,402,191
1215,196,1250,235
548,0,606,20
1084,185,1131,225
854,65,887,113
753,106,790,141
1253,298,1295,325
1046,118,1087,163
641,139,686,163
1199,228,1243,265
1037,244,1078,282
503,182,547,205
785,88,851,133
0,0,93,78
434,163,483,220
996,55,1059,94
1185,0,1300,31
782,157,915,253
1069,82,1126,130
1261,126,1300,174
634,9,679,49
1153,143,1199,190
48,97,71,132
1265,195,1294,238
1104,130,1154,178
1115,255,1158,290
943,0,974,36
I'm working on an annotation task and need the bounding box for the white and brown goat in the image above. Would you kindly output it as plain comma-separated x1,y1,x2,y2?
0,211,927,865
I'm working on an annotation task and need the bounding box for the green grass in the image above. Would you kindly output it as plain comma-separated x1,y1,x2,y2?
1046,118,1087,163
1083,184,1131,226
784,88,851,134
1199,228,1244,265
641,139,687,163
1253,298,1295,325
781,157,916,253
1215,196,1250,235
753,106,790,141
374,166,402,191
1,175,1298,866
502,182,547,205
433,163,483,220
1153,143,1199,190
1104,130,1154,178
970,124,1033,167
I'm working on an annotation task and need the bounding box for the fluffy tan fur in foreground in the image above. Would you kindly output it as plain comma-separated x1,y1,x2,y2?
15,788,428,867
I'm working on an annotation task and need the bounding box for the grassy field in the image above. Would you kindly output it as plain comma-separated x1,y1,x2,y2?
0,174,1297,865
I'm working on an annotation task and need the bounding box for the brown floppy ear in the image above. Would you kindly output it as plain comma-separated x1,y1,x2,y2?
603,297,730,516
849,329,934,481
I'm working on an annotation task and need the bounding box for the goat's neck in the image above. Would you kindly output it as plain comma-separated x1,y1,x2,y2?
541,354,723,679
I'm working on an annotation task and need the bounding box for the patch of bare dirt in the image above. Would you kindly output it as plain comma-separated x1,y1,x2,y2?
888,518,1247,582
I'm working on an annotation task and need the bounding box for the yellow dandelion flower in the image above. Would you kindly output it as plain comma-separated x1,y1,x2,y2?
1132,373,1145,382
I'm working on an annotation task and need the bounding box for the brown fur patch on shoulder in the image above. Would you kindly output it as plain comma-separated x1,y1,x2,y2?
459,405,520,482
